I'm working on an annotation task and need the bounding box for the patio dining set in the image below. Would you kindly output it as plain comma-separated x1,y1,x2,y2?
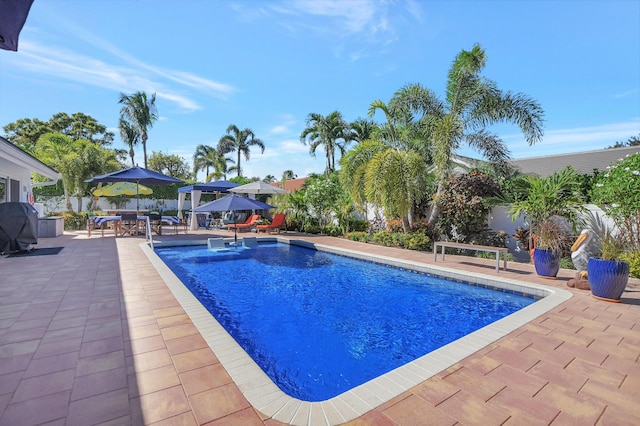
86,213,187,237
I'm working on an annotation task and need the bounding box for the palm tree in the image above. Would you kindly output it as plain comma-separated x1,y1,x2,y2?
217,124,265,177
397,44,544,223
118,117,140,167
341,95,431,230
193,144,216,178
118,91,158,169
300,111,350,178
350,118,377,143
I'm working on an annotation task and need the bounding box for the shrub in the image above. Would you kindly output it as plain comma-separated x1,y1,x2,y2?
402,233,430,251
345,232,369,242
386,220,403,233
349,219,370,233
620,250,640,278
325,225,342,237
55,211,85,230
305,225,321,234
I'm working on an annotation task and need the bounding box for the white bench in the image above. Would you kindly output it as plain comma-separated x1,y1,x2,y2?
433,241,508,273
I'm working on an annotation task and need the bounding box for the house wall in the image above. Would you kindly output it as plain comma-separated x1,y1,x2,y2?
0,156,33,203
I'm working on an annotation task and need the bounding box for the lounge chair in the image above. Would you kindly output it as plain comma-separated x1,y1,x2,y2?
256,213,286,234
242,236,258,247
227,214,260,232
207,238,230,252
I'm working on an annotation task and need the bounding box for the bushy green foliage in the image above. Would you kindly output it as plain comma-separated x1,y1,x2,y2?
345,232,369,242
51,211,86,230
402,233,431,251
371,230,430,251
560,257,576,270
591,152,640,224
620,251,640,278
437,171,500,243
349,219,369,233
305,225,321,234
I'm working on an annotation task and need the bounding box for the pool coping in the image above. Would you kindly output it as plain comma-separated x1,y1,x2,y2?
141,237,573,426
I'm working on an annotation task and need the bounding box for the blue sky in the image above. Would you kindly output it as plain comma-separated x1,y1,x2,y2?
1,0,639,181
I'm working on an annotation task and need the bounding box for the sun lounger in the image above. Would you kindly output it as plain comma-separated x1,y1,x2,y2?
256,213,286,234
242,237,258,247
227,214,260,232
207,238,230,252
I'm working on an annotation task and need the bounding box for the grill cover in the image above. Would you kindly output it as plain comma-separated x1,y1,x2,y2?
0,202,38,253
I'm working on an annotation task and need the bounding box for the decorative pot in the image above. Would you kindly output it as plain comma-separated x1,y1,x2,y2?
587,258,630,302
533,248,560,278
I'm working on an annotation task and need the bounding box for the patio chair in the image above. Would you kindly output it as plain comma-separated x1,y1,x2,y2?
120,213,139,236
207,237,230,252
196,213,209,230
86,213,105,237
223,212,247,226
228,214,261,232
148,213,162,235
256,213,286,234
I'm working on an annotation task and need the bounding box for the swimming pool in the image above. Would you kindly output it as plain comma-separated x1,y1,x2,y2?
157,241,532,400
143,237,571,425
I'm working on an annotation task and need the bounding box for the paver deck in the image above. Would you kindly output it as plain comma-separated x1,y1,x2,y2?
1,230,638,425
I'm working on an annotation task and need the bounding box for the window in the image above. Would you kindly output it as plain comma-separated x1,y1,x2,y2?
0,178,6,203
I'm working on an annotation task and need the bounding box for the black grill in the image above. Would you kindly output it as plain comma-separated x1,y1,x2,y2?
0,202,39,253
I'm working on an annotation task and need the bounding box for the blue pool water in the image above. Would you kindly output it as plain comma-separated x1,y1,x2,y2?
156,242,534,401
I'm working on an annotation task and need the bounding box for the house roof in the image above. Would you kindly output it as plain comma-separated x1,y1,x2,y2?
509,146,640,177
0,136,60,180
271,177,308,192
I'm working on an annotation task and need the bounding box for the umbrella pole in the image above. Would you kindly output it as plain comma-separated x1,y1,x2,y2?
136,181,140,215
234,216,237,245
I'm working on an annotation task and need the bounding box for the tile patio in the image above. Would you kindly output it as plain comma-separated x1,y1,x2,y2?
0,229,638,425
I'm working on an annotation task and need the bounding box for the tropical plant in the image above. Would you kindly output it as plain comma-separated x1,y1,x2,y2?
148,151,191,180
193,144,235,181
503,167,586,249
350,118,377,143
394,44,545,224
4,113,115,152
118,117,140,167
436,171,501,243
591,152,640,252
300,111,351,178
340,88,432,232
118,91,158,169
217,124,265,177
303,174,344,233
36,133,120,211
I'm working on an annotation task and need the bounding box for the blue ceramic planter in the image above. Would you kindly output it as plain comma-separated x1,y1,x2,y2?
587,258,630,302
533,248,561,278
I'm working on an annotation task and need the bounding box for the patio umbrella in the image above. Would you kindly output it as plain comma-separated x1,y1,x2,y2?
0,0,34,51
229,180,289,197
92,182,153,197
194,194,274,243
86,166,184,213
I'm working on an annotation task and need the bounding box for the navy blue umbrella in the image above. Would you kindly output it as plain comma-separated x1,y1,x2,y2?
0,0,34,51
194,194,274,243
86,166,184,213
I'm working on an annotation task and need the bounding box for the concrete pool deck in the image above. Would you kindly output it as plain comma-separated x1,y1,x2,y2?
1,229,639,425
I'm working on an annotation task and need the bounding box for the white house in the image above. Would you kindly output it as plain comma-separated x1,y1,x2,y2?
0,136,61,207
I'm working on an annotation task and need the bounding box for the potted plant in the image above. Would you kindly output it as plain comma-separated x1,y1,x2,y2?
501,167,586,277
587,225,630,301
533,217,567,278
